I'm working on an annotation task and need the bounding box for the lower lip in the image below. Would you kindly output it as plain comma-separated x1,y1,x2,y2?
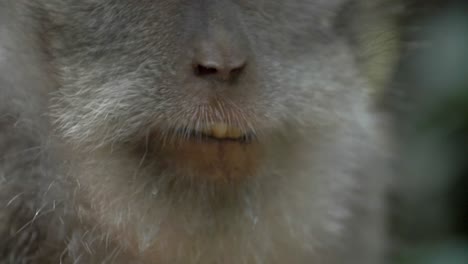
188,136,251,145
148,131,261,181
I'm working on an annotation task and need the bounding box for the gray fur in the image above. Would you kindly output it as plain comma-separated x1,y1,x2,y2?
0,0,396,263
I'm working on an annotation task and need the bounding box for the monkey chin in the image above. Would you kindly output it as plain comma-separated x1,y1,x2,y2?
148,132,263,182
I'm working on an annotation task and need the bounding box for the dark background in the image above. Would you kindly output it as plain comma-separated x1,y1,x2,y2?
388,1,468,263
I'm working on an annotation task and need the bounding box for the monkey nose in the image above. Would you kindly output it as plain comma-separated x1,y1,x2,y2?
191,30,249,83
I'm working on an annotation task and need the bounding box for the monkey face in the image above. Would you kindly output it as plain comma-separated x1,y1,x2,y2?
48,0,398,180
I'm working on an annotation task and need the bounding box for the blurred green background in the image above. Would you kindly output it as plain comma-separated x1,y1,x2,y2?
388,1,468,263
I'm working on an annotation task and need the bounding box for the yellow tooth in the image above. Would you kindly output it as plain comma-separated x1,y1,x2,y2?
226,127,243,139
210,123,228,139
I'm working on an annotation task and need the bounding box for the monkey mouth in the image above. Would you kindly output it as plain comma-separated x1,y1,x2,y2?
176,123,253,143
150,122,262,181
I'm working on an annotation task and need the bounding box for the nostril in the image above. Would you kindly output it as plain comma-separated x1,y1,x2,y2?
229,64,246,77
192,60,247,81
195,64,219,77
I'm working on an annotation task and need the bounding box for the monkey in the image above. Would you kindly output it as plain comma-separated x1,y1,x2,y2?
0,0,401,263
